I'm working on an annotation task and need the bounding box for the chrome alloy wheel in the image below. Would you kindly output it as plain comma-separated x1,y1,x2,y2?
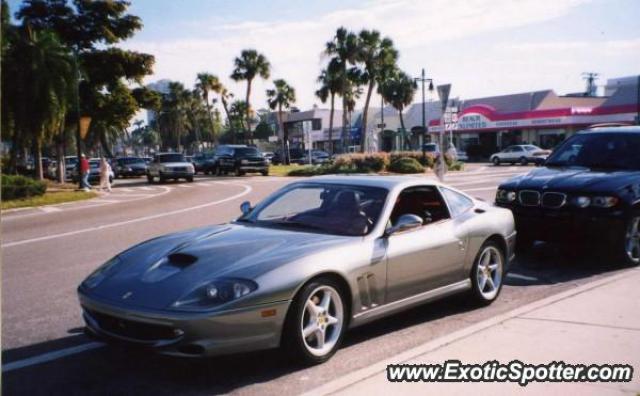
301,285,344,357
476,246,503,300
625,216,640,264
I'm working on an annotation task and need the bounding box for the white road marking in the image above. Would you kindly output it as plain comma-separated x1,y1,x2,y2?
2,183,251,248
137,187,153,191
39,206,61,213
118,188,133,192
2,341,105,373
507,272,539,282
1,187,172,222
177,184,193,188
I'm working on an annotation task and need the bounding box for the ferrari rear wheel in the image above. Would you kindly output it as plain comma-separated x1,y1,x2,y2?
470,242,504,305
283,278,346,365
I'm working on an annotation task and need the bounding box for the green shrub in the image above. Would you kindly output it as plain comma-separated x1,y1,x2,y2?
448,161,465,171
388,157,425,174
287,165,331,176
2,174,47,200
390,151,435,168
332,153,389,173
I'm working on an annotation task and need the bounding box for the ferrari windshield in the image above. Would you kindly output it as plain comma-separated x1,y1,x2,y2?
239,183,388,236
545,132,640,170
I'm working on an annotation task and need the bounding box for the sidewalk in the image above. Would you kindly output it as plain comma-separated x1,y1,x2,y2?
307,268,640,396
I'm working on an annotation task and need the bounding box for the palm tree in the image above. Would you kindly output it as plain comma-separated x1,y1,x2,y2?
158,82,192,151
195,72,222,144
356,30,398,152
5,26,74,180
325,27,360,153
315,59,341,155
230,49,270,141
266,79,296,164
210,82,235,143
229,100,249,138
379,70,417,149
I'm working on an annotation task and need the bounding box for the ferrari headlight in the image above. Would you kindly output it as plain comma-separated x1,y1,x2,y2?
573,196,591,208
591,196,619,208
172,278,257,310
82,256,121,289
496,189,516,203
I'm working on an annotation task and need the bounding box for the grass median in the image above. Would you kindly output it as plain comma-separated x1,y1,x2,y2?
1,189,98,210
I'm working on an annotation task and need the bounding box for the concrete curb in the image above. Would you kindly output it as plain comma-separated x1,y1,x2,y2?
302,267,639,396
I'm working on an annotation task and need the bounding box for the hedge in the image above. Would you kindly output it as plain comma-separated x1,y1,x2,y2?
388,157,425,174
2,175,47,200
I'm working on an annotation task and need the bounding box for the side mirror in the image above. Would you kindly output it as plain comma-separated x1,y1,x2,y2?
240,201,252,215
386,214,423,236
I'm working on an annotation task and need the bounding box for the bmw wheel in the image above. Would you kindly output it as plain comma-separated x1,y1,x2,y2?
283,278,346,365
621,214,640,266
470,242,504,305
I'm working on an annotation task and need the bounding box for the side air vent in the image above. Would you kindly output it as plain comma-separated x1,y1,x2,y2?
357,273,379,311
167,253,198,267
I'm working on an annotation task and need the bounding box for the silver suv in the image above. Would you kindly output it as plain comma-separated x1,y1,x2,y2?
147,153,195,183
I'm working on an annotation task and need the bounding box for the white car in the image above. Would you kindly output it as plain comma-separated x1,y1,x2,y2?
490,145,550,166
147,153,195,183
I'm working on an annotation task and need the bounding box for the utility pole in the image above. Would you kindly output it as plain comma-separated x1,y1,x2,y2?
415,69,434,156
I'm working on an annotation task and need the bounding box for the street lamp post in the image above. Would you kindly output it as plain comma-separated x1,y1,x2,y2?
415,69,434,157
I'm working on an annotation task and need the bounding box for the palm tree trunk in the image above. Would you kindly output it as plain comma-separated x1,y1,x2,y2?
56,139,65,183
361,80,375,153
34,138,44,180
328,93,335,156
342,96,348,153
220,97,233,144
245,79,252,142
399,108,406,151
100,129,114,158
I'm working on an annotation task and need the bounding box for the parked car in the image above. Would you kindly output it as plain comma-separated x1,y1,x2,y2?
495,126,640,266
490,145,550,166
422,143,440,156
78,175,515,364
272,148,305,165
456,150,469,162
71,158,114,184
300,150,331,165
147,153,195,183
215,145,268,176
114,157,147,178
262,152,275,164
191,153,213,174
142,157,153,165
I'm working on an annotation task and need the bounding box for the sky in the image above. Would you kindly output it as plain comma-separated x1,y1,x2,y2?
8,0,640,121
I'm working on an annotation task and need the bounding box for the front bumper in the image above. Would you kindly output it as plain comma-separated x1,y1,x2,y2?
159,171,194,178
79,293,290,357
497,204,627,244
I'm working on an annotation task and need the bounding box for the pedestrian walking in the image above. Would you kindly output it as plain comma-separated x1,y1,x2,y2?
99,157,112,192
80,154,91,191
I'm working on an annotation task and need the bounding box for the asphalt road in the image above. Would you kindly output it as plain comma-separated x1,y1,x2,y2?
1,165,630,395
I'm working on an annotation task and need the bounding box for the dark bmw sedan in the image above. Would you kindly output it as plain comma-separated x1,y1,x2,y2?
495,126,640,266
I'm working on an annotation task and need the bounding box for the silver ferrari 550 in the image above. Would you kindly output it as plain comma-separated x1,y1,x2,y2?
78,175,516,364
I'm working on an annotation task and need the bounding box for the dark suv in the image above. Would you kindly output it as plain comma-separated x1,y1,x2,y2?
214,145,268,176
495,127,640,266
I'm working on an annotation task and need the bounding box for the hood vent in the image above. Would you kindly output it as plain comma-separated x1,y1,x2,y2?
167,253,198,267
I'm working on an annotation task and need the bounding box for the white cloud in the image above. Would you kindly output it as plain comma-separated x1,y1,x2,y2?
123,0,600,112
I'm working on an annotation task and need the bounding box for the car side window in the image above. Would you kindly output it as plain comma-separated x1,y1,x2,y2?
440,187,474,218
513,146,524,152
389,186,450,227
